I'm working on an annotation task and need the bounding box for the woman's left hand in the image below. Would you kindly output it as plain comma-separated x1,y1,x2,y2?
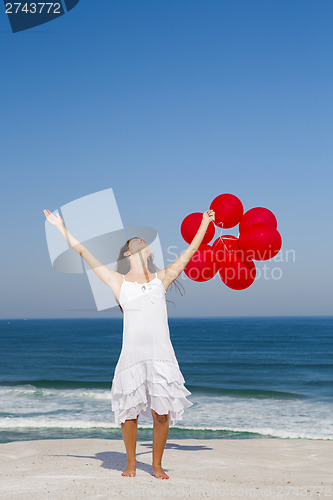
202,209,215,223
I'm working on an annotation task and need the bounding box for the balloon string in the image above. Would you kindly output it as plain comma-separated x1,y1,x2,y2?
216,226,231,254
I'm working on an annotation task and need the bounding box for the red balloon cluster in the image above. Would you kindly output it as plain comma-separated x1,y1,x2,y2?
180,193,282,290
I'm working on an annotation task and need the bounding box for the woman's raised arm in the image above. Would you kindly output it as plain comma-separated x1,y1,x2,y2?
43,209,120,290
163,209,215,287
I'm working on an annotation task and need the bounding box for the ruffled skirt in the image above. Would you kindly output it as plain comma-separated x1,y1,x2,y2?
110,359,193,426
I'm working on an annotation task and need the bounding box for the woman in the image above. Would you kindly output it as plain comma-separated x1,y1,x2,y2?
43,208,215,479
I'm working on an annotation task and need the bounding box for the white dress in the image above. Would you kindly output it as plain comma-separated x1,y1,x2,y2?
110,272,193,426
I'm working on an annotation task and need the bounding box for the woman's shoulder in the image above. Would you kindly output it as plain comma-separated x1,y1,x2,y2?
156,269,167,280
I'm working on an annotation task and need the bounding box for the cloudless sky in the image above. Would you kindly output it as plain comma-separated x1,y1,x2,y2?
1,0,332,318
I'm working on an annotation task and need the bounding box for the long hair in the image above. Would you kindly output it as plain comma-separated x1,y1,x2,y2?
115,237,185,313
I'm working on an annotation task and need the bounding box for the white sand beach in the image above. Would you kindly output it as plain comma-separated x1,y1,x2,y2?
1,438,332,499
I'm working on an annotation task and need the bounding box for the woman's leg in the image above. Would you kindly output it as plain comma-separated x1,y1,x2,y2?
121,416,138,477
151,409,170,479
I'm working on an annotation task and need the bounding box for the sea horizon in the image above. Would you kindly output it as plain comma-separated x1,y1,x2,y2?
1,316,332,443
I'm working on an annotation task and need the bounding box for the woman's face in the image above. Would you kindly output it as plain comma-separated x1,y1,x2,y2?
128,237,150,258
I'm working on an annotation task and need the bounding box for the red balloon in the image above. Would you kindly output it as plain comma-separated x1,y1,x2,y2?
219,251,256,290
181,212,215,245
211,235,239,269
238,223,282,261
184,244,219,282
210,193,244,229
239,207,277,233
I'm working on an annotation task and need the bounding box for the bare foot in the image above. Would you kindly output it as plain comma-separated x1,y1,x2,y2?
121,461,136,477
153,464,169,479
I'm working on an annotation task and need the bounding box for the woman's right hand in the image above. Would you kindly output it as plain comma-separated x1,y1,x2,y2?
43,209,65,229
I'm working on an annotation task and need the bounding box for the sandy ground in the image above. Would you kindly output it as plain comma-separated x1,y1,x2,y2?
0,438,332,499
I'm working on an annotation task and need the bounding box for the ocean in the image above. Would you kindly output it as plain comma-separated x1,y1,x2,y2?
1,317,332,444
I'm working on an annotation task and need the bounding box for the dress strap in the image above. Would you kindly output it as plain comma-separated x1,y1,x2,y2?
123,274,126,282
155,272,157,278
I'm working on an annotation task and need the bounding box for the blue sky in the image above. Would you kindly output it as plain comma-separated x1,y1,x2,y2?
1,0,332,318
